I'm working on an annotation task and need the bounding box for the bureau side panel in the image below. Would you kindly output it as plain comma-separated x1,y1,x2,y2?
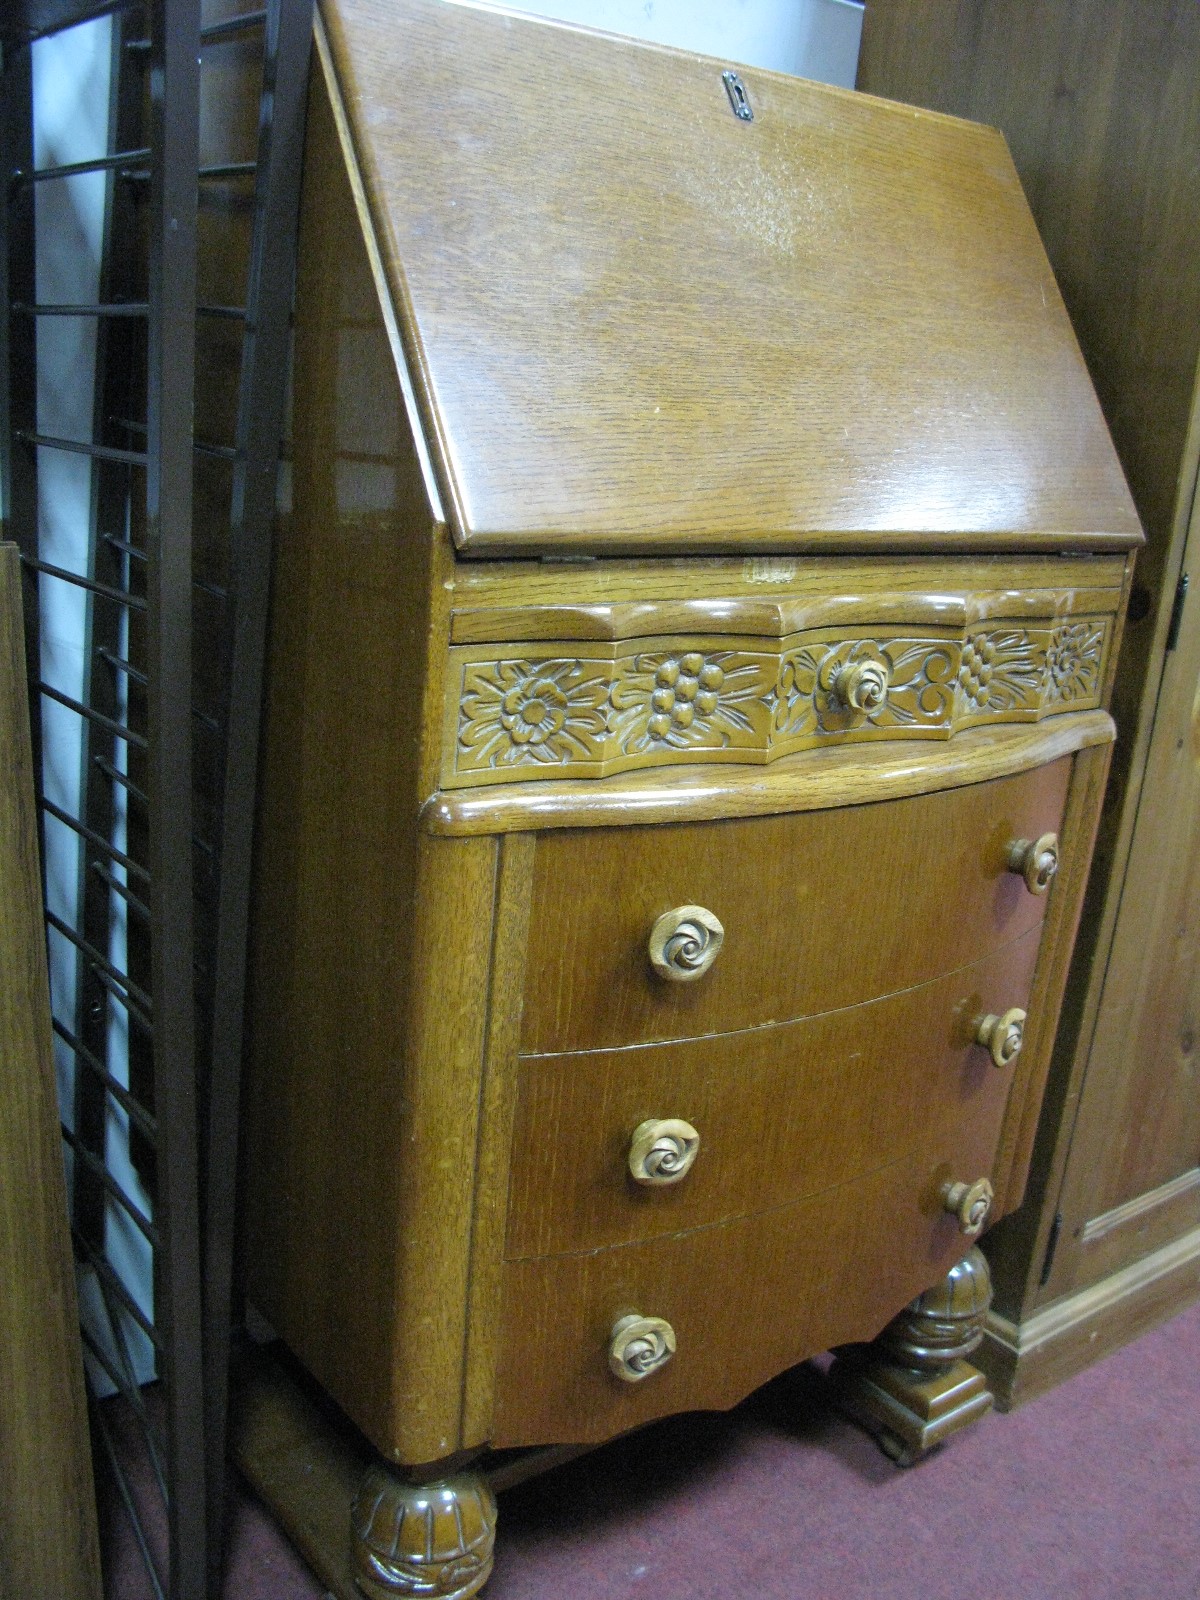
242,71,479,1464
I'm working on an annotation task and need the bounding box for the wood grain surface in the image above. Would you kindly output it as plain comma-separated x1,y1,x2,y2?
987,738,1112,1218
0,545,102,1600
424,709,1113,836
858,0,1192,761
447,556,1128,642
239,10,1135,1470
322,0,1139,555
519,759,1069,1052
508,924,1042,1257
243,72,486,1464
1046,442,1200,1293
461,831,536,1448
857,0,1200,1393
492,1113,1005,1446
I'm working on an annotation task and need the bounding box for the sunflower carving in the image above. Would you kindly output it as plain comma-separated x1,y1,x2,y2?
457,658,609,770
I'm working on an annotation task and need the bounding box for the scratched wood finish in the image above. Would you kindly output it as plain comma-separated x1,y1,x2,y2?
0,546,102,1600
493,1115,1004,1446
508,925,1041,1259
321,0,1139,556
520,760,1069,1053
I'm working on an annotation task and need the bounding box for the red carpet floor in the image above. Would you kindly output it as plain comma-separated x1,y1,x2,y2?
110,1300,1200,1599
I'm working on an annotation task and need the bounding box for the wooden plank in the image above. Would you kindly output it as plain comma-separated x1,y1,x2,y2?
978,1224,1200,1410
460,832,536,1448
1045,431,1200,1298
232,1353,364,1600
322,0,1139,555
0,544,102,1600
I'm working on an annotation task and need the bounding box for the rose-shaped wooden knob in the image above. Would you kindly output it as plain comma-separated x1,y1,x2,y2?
628,1119,700,1185
942,1177,995,1237
648,905,724,982
608,1314,676,1382
835,657,890,713
974,1007,1027,1068
1006,832,1060,895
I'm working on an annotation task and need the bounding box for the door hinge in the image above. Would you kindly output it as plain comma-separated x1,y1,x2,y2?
1165,571,1189,652
1039,1211,1063,1287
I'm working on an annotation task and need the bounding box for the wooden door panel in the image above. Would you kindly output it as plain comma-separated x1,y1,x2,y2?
1051,481,1200,1290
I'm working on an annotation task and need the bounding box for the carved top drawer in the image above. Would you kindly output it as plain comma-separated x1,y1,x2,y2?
520,758,1069,1053
445,607,1113,789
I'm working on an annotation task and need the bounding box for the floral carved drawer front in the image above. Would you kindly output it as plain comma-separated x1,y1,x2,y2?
447,617,1111,785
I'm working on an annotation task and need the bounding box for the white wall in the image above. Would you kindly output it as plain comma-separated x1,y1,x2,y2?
498,0,864,87
32,16,155,1392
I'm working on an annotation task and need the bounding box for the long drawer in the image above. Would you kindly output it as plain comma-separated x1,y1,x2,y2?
492,1110,1004,1446
519,758,1069,1052
506,924,1041,1258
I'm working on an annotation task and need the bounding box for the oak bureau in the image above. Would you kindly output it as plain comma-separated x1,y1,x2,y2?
241,2,1143,1594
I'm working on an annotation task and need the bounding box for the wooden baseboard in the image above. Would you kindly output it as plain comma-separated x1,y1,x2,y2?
977,1225,1200,1410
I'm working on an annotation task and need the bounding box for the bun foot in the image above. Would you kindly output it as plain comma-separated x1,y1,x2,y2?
351,1465,497,1599
829,1248,994,1464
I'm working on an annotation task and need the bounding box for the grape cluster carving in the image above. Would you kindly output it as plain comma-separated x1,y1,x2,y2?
648,653,726,738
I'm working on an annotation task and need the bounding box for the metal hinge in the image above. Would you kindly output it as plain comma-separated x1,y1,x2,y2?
1039,1211,1063,1287
1165,571,1189,652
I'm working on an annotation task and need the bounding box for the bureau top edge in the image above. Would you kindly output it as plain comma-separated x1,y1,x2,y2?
443,528,1145,560
319,0,1143,560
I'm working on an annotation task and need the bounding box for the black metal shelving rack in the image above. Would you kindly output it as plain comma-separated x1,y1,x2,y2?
0,2,311,1593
